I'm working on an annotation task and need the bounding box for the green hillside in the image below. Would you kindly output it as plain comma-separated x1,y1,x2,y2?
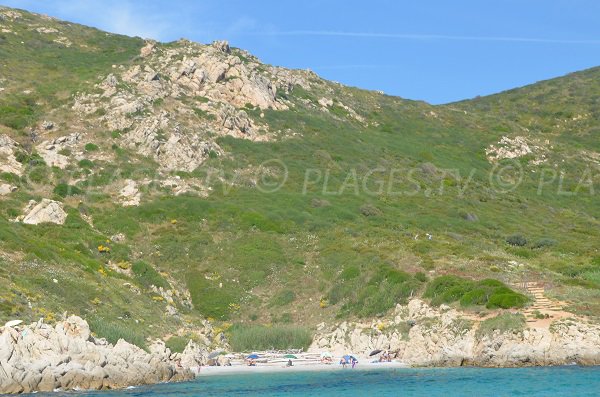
1,6,599,347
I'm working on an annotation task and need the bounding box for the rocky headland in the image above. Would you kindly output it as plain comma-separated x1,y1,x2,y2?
0,316,206,394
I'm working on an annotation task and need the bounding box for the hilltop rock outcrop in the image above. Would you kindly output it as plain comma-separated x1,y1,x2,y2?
311,299,600,367
0,316,195,394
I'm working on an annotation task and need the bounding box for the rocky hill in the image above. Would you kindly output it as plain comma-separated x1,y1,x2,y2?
1,4,600,360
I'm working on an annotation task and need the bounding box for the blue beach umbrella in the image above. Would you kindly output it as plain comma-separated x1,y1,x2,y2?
247,354,260,359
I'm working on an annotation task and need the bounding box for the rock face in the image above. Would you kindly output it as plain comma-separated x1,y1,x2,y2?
0,316,194,394
0,135,23,176
310,299,600,367
21,199,67,225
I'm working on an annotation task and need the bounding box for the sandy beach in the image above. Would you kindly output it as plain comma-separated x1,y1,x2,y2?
197,360,410,376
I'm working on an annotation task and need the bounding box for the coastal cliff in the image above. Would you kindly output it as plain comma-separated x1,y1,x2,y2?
310,299,600,367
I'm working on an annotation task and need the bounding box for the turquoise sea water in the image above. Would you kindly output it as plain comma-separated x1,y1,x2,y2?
34,366,600,396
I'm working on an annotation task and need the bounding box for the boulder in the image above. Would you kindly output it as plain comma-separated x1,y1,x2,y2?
119,179,141,207
22,199,67,225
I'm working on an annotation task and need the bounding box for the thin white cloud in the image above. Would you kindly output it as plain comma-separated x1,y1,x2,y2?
54,0,171,39
2,0,177,40
252,30,600,45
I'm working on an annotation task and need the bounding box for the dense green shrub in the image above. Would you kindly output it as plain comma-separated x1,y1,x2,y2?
486,292,529,309
84,143,99,151
424,276,528,309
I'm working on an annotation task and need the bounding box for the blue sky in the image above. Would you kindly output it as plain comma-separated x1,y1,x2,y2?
5,0,600,103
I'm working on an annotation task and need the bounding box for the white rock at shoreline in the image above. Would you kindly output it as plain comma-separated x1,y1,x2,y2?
310,299,600,367
0,316,194,394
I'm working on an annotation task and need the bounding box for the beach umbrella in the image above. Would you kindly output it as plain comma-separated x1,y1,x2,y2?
208,350,223,359
247,354,260,359
369,349,382,357
320,352,332,358
343,355,351,361
283,354,297,359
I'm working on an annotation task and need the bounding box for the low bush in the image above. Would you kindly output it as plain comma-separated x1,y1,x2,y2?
532,238,557,249
506,234,527,247
85,143,99,152
476,313,526,338
228,324,312,352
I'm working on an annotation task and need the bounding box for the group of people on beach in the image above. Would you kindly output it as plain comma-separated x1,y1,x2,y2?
339,356,358,368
